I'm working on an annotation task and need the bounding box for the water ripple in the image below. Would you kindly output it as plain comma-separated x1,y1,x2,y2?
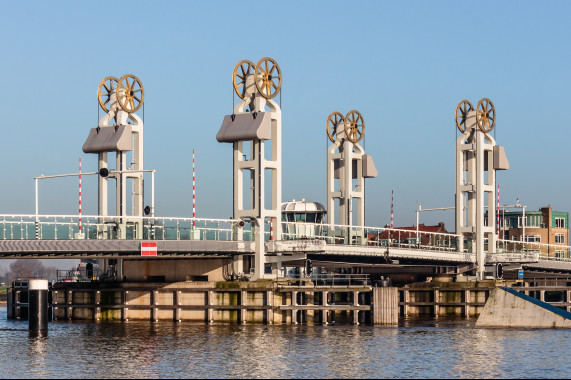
1,308,571,378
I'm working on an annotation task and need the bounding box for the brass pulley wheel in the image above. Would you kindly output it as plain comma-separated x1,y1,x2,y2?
327,111,344,143
117,74,144,113
97,76,119,113
233,60,256,99
476,98,495,133
344,110,365,143
254,57,282,99
455,99,474,133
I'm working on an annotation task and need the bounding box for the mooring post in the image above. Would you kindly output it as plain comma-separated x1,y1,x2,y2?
28,279,49,335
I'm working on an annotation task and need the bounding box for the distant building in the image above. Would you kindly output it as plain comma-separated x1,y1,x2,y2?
493,205,569,260
368,222,448,246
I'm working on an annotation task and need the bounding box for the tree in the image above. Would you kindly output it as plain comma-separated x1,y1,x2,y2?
6,259,57,283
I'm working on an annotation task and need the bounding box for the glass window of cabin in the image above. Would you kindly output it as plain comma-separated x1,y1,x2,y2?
316,213,323,223
296,213,306,222
306,213,316,223
287,213,295,222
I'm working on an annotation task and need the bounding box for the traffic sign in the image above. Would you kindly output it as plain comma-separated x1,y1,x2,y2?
141,241,157,256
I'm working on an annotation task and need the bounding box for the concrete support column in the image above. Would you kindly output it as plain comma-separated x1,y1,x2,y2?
240,290,247,324
151,290,159,322
266,290,273,324
67,290,73,320
175,291,181,322
540,290,545,302
403,289,410,316
95,290,101,321
207,291,214,323
434,290,440,317
122,290,128,321
291,291,298,324
464,290,470,317
322,291,328,325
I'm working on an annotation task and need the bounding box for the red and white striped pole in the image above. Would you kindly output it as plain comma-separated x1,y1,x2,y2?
270,218,274,241
497,184,500,235
192,149,196,227
79,157,82,234
391,190,394,229
390,189,394,242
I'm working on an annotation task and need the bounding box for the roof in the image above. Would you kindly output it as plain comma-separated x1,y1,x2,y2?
368,223,448,245
281,200,326,213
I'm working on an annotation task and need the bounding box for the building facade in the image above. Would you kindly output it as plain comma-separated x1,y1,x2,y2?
495,206,569,260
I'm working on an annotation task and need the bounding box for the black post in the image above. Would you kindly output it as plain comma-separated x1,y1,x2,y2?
28,279,49,335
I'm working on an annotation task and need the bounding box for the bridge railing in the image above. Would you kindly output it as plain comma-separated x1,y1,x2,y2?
497,238,571,262
0,214,252,242
280,221,464,252
283,273,371,287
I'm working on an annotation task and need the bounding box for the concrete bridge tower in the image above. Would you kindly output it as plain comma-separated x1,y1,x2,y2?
83,75,146,239
217,58,282,280
326,111,378,243
455,98,509,280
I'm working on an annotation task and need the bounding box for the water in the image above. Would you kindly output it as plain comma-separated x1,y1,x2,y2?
1,307,570,379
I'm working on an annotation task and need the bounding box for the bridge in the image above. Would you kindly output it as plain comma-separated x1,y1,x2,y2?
2,213,569,280
2,65,570,283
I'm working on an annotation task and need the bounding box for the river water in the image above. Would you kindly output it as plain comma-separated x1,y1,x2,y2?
1,307,570,379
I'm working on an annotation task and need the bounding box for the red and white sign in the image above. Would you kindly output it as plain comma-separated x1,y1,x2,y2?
141,241,157,256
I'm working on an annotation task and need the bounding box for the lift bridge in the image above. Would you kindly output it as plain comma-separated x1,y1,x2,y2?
0,213,567,278
1,65,570,282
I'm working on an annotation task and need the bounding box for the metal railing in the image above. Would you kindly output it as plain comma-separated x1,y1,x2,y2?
2,214,571,263
281,221,463,253
0,214,252,242
283,273,371,287
56,268,102,282
497,238,571,262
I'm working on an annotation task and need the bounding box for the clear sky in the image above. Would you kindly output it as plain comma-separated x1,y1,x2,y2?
1,1,570,269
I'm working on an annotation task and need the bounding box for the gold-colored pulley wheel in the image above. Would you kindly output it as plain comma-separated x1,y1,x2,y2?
344,110,365,143
117,74,144,113
233,60,256,99
326,111,344,143
254,57,282,99
476,98,495,133
97,76,119,113
455,99,474,133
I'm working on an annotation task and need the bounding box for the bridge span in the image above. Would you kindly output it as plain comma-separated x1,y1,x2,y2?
2,214,568,279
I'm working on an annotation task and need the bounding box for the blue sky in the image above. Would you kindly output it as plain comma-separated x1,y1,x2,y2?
0,1,570,268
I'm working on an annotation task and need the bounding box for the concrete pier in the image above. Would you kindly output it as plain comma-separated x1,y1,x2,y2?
476,286,571,328
3,280,399,325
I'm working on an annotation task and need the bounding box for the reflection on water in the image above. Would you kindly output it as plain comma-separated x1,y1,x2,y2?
1,308,571,378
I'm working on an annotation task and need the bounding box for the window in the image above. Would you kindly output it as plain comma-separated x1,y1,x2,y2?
306,213,316,223
555,250,565,261
524,235,541,243
512,235,518,241
555,217,566,229
527,215,542,228
555,233,565,244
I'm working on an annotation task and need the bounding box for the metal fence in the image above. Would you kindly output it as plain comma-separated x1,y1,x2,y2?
283,273,371,287
3,214,571,263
